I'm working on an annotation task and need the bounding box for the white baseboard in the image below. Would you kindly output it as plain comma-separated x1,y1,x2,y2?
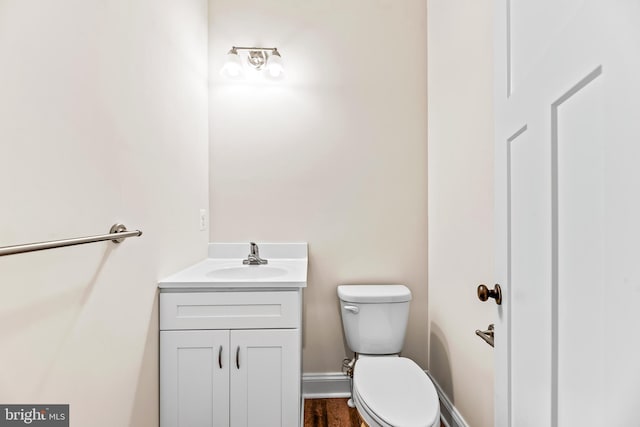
302,372,351,398
426,371,470,427
303,370,469,427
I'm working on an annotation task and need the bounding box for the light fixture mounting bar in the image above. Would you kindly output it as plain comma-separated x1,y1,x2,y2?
232,46,279,53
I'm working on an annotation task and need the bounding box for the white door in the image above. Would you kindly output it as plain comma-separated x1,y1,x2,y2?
493,1,640,426
160,330,230,427
230,329,300,427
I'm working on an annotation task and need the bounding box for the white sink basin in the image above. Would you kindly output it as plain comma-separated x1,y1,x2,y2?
158,243,308,289
206,265,288,280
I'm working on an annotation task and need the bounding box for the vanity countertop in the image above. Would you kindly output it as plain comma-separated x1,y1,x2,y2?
158,243,308,289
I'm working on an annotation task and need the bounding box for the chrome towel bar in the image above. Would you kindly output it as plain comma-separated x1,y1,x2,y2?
0,223,142,257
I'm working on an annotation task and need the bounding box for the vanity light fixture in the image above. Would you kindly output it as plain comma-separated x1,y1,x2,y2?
220,46,285,80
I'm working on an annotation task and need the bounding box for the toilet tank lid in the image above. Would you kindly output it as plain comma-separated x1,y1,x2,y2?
337,285,412,303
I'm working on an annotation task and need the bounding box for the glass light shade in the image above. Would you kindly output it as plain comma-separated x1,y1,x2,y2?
265,53,284,79
220,52,244,79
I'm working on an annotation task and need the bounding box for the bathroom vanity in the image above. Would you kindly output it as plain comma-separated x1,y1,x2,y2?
158,243,307,427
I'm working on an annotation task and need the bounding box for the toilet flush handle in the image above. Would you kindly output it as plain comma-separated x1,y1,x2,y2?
344,305,359,314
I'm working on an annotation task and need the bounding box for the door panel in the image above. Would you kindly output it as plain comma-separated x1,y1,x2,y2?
230,329,300,427
509,126,551,427
509,0,585,94
160,330,230,427
556,74,604,427
494,1,640,426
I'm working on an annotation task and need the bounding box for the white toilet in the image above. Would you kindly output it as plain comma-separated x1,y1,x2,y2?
338,284,440,427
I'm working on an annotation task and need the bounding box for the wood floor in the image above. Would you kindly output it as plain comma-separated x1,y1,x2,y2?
303,398,444,427
304,398,362,427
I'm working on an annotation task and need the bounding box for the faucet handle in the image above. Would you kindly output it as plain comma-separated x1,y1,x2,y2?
244,242,267,265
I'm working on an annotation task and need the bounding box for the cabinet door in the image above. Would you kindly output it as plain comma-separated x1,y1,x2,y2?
160,330,230,427
230,329,301,427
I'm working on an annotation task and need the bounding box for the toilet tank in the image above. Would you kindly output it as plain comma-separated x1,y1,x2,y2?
337,285,412,355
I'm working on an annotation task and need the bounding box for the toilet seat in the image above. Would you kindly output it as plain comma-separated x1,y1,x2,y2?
353,357,440,427
353,386,393,427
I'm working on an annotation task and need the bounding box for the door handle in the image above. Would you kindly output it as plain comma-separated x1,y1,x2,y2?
218,346,223,369
475,324,495,347
477,284,502,305
235,346,240,369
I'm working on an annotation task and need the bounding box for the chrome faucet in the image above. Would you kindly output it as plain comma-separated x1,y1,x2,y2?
243,242,268,265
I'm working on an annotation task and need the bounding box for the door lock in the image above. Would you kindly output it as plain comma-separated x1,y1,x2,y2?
477,283,502,305
475,324,495,347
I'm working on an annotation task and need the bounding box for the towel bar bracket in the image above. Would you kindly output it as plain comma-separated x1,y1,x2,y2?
109,223,130,243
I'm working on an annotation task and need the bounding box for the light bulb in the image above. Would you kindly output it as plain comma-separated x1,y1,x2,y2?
220,49,244,79
265,51,284,80
226,65,241,77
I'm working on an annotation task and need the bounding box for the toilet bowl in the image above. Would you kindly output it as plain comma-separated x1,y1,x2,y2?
352,357,440,427
338,285,441,427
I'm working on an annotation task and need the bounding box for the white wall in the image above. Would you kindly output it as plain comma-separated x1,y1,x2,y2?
427,1,495,426
208,0,429,372
0,1,208,426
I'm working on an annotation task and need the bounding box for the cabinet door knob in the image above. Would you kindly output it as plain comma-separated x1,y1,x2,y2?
218,346,223,369
236,346,240,369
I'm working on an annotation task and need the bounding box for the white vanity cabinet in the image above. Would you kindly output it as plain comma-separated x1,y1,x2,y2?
159,290,303,427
